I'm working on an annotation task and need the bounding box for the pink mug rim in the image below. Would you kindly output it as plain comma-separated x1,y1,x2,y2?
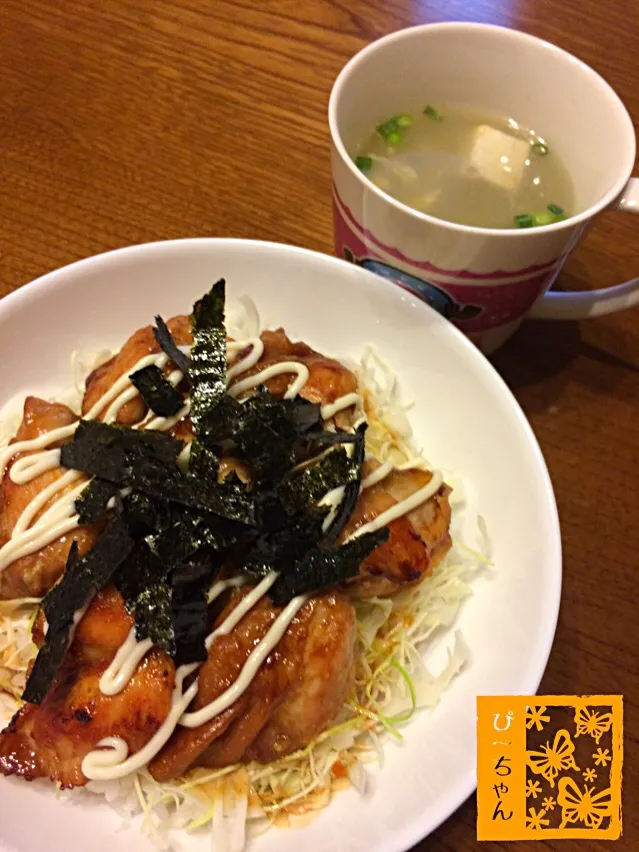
328,22,636,238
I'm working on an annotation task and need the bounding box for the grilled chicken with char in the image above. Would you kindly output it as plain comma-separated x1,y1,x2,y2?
0,585,356,786
0,398,101,600
0,586,175,787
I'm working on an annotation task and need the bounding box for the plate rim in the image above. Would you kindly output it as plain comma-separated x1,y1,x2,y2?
0,238,562,850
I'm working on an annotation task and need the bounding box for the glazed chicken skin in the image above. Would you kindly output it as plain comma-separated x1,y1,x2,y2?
0,317,192,600
0,397,101,600
82,315,192,425
239,331,452,595
0,587,175,787
1,327,451,600
343,463,452,599
0,586,355,786
239,329,359,421
0,319,452,790
150,588,356,781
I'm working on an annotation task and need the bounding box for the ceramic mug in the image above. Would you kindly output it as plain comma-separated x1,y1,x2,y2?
328,23,639,353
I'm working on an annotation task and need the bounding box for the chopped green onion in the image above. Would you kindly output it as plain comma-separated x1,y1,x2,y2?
386,658,417,724
387,131,402,146
377,117,400,140
355,155,373,172
396,113,413,128
547,202,564,216
531,141,549,156
515,214,534,228
532,210,554,227
423,104,443,121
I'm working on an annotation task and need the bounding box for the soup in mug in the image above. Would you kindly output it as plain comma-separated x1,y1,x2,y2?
354,104,574,229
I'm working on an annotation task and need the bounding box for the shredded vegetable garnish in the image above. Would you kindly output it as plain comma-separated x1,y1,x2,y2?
0,598,40,724
0,304,488,850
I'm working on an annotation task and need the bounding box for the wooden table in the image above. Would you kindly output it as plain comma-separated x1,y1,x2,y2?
1,1,637,849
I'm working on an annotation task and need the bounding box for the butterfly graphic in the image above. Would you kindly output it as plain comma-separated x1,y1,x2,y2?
526,729,580,788
557,776,615,830
574,705,614,744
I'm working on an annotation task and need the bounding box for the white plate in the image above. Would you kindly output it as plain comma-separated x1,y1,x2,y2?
0,239,561,852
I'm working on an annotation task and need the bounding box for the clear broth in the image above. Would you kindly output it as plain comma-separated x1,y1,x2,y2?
355,105,574,229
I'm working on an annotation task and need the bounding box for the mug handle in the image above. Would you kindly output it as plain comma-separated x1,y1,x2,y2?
528,177,639,320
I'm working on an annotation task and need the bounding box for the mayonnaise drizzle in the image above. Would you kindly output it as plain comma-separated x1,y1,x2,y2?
83,572,294,780
10,449,63,484
99,629,154,697
348,470,444,539
320,393,362,422
82,669,199,780
228,362,309,400
226,338,264,383
3,324,447,783
0,514,80,573
360,459,395,491
0,349,194,577
0,424,76,479
179,593,306,728
13,470,83,534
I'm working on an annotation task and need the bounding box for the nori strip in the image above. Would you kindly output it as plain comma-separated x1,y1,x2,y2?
61,420,183,482
117,508,230,651
146,507,210,565
23,543,81,704
129,364,184,417
289,398,323,434
171,559,216,666
75,478,118,524
22,625,76,705
242,508,329,579
134,582,175,656
60,420,253,524
234,398,296,483
278,448,353,514
42,517,135,626
153,315,191,376
322,423,367,545
203,390,338,485
188,439,220,481
270,528,389,605
118,491,160,539
189,279,227,435
23,281,404,698
114,540,167,612
293,428,357,461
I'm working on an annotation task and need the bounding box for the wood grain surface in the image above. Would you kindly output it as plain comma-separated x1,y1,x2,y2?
1,1,637,850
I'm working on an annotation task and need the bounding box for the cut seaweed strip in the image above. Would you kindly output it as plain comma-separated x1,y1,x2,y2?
189,279,228,435
271,527,389,605
153,315,191,376
188,439,220,480
42,517,135,628
25,522,135,704
129,364,184,417
171,559,217,666
22,624,77,705
243,507,329,580
60,421,253,522
75,478,118,524
134,582,175,656
23,542,82,704
114,540,167,614
322,422,367,545
278,448,353,514
61,420,183,483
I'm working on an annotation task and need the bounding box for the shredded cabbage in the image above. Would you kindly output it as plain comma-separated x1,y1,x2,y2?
0,598,40,726
0,318,489,851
